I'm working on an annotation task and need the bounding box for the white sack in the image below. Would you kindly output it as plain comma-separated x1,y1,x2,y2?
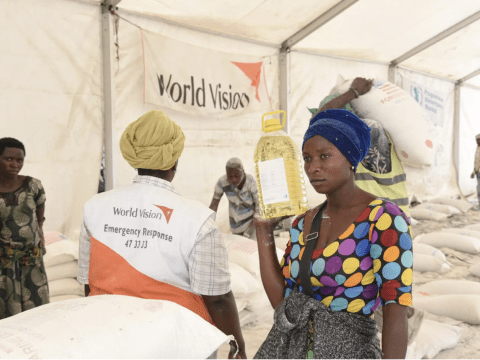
45,261,78,282
469,262,480,277
429,197,473,212
50,295,83,303
0,295,229,359
413,253,450,274
238,309,257,327
274,232,290,251
227,238,284,278
410,208,449,221
348,80,434,167
410,320,462,359
228,262,262,297
415,202,461,215
413,293,480,325
43,231,79,268
233,295,248,313
245,290,274,325
465,224,480,231
413,243,447,263
49,278,85,297
415,232,480,254
442,227,480,240
416,280,480,296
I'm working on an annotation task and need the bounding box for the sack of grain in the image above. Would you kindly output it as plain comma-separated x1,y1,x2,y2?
335,78,435,167
49,278,85,297
413,253,450,274
416,279,480,296
0,295,230,358
410,320,462,359
415,232,480,254
410,208,449,221
45,261,78,282
413,243,447,263
415,202,461,215
43,231,78,268
413,293,480,325
428,197,473,212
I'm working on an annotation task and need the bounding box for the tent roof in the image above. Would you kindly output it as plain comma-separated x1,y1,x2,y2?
102,0,480,88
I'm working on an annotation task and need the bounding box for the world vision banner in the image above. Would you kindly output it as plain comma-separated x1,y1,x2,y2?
142,30,272,117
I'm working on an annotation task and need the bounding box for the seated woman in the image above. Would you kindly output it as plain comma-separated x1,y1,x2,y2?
254,109,412,359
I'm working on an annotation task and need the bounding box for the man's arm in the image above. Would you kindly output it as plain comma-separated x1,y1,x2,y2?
203,293,246,359
209,197,221,212
189,215,245,358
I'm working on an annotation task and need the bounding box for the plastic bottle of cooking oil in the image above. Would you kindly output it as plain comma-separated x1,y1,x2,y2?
254,110,308,219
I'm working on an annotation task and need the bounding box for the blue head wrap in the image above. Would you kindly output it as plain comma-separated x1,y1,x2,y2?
302,109,371,171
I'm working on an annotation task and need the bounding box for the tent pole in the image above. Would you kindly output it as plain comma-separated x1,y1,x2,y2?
101,3,118,190
279,49,290,134
388,64,396,83
391,10,480,67
453,83,463,197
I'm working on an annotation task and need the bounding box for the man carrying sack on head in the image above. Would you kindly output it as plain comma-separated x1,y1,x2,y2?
77,110,246,359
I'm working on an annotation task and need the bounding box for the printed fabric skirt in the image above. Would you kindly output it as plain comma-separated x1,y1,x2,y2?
0,256,50,319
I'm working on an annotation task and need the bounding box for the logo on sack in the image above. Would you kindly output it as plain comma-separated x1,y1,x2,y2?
155,205,174,224
410,85,423,105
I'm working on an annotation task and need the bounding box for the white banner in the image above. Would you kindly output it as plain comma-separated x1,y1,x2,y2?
142,30,273,117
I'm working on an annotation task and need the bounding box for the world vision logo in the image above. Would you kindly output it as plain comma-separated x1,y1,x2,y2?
154,205,174,224
156,61,264,111
231,62,263,102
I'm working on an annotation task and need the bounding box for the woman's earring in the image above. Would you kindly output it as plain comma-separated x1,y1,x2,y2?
351,166,354,171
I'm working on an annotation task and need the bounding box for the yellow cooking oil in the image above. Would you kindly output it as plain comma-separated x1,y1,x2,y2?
254,110,308,219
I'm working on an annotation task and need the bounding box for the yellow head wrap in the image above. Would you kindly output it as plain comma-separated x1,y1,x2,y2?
120,110,185,170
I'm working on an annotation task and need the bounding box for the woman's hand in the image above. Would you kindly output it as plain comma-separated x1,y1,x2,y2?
351,77,373,96
253,214,291,231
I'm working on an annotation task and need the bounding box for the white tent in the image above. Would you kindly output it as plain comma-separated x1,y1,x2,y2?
2,0,480,239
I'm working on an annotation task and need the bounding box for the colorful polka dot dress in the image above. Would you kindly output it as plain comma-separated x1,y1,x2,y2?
280,199,413,316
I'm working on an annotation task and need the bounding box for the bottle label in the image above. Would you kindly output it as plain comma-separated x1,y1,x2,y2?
258,157,290,205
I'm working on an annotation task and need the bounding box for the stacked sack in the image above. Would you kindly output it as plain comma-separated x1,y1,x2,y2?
43,231,84,302
223,234,286,327
410,198,471,221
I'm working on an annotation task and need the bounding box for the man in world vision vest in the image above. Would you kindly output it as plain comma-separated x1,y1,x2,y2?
77,110,246,359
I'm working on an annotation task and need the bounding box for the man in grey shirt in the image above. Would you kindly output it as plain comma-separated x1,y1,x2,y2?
209,158,259,239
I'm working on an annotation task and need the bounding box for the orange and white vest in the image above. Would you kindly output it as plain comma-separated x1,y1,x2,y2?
83,182,214,323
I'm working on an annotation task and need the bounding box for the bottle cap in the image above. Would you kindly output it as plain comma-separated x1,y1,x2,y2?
262,110,286,132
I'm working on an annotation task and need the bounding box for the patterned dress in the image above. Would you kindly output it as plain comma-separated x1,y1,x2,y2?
280,199,413,358
0,176,49,318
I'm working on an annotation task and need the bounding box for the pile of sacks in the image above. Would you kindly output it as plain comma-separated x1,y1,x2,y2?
43,231,84,302
407,220,480,358
410,197,471,221
223,233,289,327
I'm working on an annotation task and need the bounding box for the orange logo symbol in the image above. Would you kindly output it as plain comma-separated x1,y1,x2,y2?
231,61,263,102
155,205,174,224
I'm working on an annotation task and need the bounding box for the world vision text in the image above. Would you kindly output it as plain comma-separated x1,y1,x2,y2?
157,74,251,110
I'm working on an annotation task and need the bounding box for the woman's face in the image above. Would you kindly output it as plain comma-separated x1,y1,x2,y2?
0,147,25,177
302,135,352,194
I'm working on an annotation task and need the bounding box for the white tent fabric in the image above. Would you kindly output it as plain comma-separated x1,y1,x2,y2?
1,0,103,238
3,0,480,239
